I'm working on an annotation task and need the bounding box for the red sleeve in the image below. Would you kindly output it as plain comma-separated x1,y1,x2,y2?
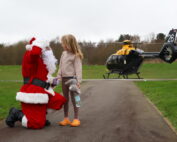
29,46,42,63
30,46,42,56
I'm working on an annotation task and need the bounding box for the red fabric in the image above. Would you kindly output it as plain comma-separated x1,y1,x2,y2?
21,46,42,79
21,103,47,129
20,46,47,94
20,46,42,91
21,51,33,78
20,50,34,91
29,37,36,44
20,85,47,94
47,92,66,110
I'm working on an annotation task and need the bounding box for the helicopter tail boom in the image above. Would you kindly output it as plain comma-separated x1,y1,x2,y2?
141,52,160,59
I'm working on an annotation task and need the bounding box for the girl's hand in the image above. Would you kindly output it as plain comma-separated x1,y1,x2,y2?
77,83,80,89
46,47,51,50
53,78,60,86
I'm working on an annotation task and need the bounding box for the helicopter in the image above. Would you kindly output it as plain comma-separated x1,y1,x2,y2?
103,29,177,79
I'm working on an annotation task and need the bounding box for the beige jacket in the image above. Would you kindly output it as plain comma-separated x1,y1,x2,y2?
57,51,82,83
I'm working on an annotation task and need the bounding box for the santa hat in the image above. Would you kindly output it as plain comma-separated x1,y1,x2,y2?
26,37,36,50
32,40,50,50
26,37,50,51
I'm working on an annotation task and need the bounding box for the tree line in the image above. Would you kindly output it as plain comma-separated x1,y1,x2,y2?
0,33,166,65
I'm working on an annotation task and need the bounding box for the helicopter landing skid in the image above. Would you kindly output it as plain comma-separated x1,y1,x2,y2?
103,71,141,79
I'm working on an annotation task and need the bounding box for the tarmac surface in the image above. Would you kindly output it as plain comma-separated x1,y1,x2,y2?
0,80,177,142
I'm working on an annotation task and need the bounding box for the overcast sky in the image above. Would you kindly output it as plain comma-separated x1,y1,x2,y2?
0,0,177,44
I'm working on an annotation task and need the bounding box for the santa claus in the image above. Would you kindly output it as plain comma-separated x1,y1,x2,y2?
6,38,66,129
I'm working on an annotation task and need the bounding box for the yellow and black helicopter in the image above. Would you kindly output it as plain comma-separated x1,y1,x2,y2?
103,29,177,79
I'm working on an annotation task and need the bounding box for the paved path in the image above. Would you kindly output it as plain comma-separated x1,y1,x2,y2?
0,80,177,142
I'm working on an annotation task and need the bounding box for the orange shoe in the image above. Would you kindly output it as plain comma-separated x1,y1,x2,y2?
58,118,71,126
70,119,80,127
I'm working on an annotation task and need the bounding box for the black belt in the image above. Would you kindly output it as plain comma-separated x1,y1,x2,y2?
32,78,50,89
23,77,30,84
62,77,75,79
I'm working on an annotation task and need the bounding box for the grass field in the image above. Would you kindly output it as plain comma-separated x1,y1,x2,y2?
0,65,107,80
0,63,177,131
1,62,177,80
0,82,21,119
135,81,177,130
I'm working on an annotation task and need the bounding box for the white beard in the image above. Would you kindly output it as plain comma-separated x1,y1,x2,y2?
42,50,57,95
42,50,57,75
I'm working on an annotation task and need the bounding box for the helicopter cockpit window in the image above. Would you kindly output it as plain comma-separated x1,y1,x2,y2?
112,55,118,64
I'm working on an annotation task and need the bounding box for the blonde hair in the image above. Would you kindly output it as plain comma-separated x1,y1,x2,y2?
61,34,83,59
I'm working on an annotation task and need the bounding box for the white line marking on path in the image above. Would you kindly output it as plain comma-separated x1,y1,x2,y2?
1,79,177,82
83,79,177,81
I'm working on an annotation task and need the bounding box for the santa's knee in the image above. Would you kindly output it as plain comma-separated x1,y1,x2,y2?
48,93,67,110
27,119,46,129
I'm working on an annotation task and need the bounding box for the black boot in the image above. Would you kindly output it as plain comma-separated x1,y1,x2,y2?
45,120,51,126
6,107,24,127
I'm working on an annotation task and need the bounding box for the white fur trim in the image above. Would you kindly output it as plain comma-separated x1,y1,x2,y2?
32,40,50,50
16,92,49,104
22,115,28,127
26,44,32,51
47,75,54,84
26,40,49,51
42,50,57,75
45,87,55,96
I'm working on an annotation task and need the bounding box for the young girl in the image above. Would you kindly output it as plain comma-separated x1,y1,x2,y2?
57,34,83,127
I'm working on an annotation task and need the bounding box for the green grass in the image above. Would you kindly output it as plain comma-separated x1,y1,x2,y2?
137,63,177,79
82,65,106,79
135,81,177,130
0,66,22,80
0,63,177,80
0,82,21,119
0,65,107,81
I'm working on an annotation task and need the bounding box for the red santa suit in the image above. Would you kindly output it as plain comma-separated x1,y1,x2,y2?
16,39,66,129
20,37,36,88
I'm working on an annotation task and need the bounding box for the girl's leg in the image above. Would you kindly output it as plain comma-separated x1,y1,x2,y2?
70,92,79,119
62,79,70,118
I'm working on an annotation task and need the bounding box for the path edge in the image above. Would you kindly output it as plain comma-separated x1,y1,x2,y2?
134,82,177,136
